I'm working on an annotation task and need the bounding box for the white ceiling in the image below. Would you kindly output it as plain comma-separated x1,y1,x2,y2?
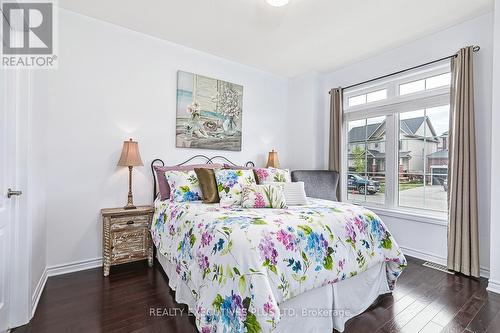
58,0,493,77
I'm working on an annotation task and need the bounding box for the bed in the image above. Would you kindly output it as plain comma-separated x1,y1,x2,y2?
150,156,406,333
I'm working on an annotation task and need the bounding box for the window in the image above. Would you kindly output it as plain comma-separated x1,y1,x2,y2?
399,106,449,211
399,73,451,95
426,73,451,89
348,94,366,107
367,89,387,102
347,116,386,205
342,61,450,214
399,79,425,95
348,89,387,107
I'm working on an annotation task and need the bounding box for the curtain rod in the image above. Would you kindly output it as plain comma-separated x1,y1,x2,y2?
329,45,480,93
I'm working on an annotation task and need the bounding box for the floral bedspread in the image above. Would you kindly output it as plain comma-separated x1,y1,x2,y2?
151,198,406,333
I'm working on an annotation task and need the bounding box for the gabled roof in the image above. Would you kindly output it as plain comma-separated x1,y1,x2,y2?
348,116,437,142
399,151,412,158
403,117,438,138
367,149,385,158
402,117,425,135
427,150,448,159
348,149,412,159
348,123,381,143
400,121,413,136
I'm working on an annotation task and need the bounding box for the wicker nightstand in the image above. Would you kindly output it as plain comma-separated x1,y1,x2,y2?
101,205,154,276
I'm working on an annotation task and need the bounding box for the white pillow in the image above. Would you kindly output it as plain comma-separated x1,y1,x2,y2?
253,167,291,183
265,181,308,206
164,170,202,202
215,169,257,207
241,184,287,209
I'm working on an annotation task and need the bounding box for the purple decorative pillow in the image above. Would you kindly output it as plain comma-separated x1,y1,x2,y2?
154,163,222,201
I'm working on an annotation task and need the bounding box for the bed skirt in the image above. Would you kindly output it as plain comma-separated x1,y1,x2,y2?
156,252,391,332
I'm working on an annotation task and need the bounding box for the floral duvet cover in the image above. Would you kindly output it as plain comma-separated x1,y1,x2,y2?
151,198,406,333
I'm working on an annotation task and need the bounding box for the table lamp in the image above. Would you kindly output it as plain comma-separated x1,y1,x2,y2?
266,149,280,168
117,138,143,209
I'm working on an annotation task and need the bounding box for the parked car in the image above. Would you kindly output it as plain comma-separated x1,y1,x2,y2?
347,174,380,195
434,176,448,192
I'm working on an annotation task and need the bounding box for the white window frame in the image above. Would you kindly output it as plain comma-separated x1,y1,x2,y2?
341,61,450,221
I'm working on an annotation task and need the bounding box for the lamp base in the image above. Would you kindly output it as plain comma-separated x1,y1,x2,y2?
123,192,136,210
123,203,137,210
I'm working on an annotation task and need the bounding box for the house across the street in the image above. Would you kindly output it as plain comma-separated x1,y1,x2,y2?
348,116,448,181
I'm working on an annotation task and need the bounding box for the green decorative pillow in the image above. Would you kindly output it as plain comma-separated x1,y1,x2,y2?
241,184,287,209
194,168,220,203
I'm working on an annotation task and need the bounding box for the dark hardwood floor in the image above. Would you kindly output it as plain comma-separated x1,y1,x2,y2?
13,256,500,333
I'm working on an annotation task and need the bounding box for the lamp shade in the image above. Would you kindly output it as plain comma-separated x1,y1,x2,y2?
117,138,143,167
266,149,280,168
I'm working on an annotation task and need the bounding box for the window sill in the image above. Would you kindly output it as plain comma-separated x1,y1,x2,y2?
348,202,448,226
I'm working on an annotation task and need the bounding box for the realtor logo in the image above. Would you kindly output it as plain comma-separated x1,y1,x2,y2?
1,1,57,68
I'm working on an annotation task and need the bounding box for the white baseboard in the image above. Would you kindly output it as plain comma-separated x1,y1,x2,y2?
400,246,447,266
47,257,103,277
31,268,48,317
481,267,491,279
29,258,103,320
400,246,490,278
487,280,500,294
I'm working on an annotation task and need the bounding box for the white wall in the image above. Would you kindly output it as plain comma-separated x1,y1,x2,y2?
288,13,494,273
286,72,324,169
488,0,500,293
44,9,289,268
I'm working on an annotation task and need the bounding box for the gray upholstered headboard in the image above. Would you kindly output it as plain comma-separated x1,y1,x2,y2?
290,170,339,201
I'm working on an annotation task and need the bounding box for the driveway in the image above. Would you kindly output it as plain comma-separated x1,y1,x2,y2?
347,185,447,211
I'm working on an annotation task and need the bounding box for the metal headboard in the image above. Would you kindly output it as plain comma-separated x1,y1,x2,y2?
151,155,255,199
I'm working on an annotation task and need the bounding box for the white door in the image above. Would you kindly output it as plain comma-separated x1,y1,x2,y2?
0,69,20,331
0,67,10,331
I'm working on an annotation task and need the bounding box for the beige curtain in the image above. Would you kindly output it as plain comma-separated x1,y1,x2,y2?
447,46,479,277
329,88,343,201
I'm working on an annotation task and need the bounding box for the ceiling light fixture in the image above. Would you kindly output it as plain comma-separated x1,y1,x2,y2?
266,0,289,7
